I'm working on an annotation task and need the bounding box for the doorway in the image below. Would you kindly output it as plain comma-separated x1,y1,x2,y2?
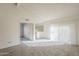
20,23,34,41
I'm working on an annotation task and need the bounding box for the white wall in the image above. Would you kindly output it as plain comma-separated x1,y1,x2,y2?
76,20,79,45
0,4,35,49
0,17,20,49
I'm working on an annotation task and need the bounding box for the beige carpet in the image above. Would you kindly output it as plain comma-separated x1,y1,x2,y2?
0,43,79,56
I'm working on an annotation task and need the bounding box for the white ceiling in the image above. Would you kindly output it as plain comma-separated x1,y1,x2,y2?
0,3,79,23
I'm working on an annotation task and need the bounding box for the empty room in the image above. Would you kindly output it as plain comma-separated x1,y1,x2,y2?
0,3,79,56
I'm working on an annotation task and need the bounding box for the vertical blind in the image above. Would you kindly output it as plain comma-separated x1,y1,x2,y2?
50,22,76,44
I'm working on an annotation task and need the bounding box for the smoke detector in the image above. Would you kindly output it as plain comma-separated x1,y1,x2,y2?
14,3,20,7
25,19,29,21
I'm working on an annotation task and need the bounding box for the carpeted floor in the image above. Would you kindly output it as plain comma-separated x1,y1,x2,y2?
0,43,79,56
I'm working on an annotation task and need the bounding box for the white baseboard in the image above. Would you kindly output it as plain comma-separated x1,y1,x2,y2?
0,42,20,49
22,41,78,47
